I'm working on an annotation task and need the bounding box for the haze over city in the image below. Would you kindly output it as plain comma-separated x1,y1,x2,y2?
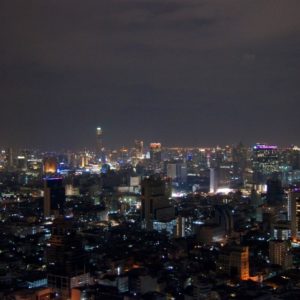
1,0,300,149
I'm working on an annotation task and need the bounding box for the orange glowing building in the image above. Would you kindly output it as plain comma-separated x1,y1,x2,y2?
44,157,57,174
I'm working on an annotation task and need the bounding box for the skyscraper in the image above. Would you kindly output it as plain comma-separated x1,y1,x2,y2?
288,189,300,240
166,160,187,183
6,147,14,170
96,127,105,163
218,245,249,280
46,217,89,299
43,157,57,174
269,240,292,270
252,144,279,184
134,139,144,159
44,178,65,218
141,176,174,230
149,143,162,171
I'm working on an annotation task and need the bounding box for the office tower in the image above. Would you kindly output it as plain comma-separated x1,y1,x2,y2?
231,142,248,188
134,139,144,158
141,176,174,231
218,245,249,280
167,163,177,179
209,168,218,193
176,215,185,238
43,157,57,174
96,126,105,163
232,143,247,170
149,143,162,171
79,151,92,168
269,240,292,270
266,178,284,205
6,147,14,169
209,164,232,193
213,205,233,235
0,150,5,170
209,147,225,169
44,178,65,218
272,221,291,240
289,146,300,170
166,160,187,183
46,217,89,299
16,155,27,171
288,189,300,240
252,144,279,184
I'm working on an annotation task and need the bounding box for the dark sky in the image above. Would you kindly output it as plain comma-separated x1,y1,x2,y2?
1,0,300,150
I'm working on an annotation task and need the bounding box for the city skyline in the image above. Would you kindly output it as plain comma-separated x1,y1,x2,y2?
1,134,300,152
1,1,300,148
1,132,300,152
2,2,300,298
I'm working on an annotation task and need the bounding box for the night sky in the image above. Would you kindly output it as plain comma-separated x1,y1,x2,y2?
1,0,300,150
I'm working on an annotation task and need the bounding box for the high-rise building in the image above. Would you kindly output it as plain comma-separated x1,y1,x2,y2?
266,178,284,205
288,189,300,240
209,168,218,193
149,143,162,171
272,221,291,240
290,146,300,170
213,205,234,235
44,178,65,218
6,147,14,170
46,217,89,299
252,144,279,184
141,176,174,230
218,245,249,280
269,240,292,270
134,139,144,159
166,160,187,183
16,155,27,171
96,127,105,163
43,157,57,174
232,143,248,173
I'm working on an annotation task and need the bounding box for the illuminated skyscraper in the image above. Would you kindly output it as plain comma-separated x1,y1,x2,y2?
17,155,27,171
288,189,300,240
252,144,279,184
43,157,57,174
209,168,218,193
149,143,162,171
218,245,249,280
96,127,105,163
134,139,144,158
269,240,292,270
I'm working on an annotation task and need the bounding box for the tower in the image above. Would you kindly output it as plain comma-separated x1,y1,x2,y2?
44,178,65,218
6,147,14,170
96,127,105,163
149,143,162,171
218,245,249,280
209,168,219,193
166,160,187,183
141,176,174,230
134,139,144,159
288,189,300,240
46,217,89,299
43,157,57,174
269,240,292,270
252,144,279,184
